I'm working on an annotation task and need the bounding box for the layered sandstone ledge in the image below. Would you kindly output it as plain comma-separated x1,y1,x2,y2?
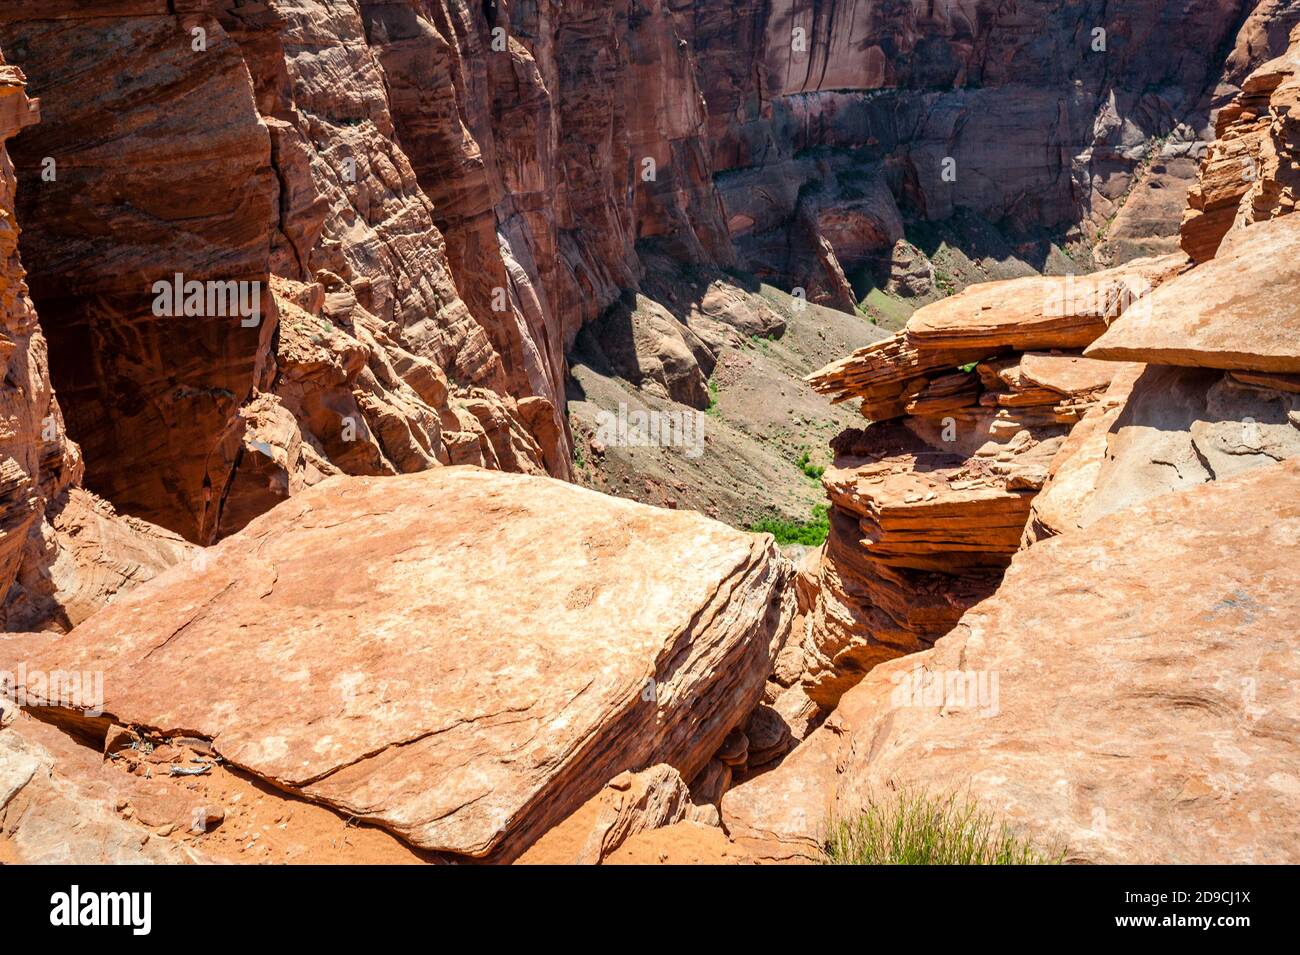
722,459,1300,865
1181,32,1300,260
797,254,1184,706
718,25,1300,864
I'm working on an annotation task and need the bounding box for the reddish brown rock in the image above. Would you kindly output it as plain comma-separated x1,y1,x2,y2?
0,13,280,543
5,467,793,861
794,413,1054,709
517,764,691,865
807,257,1182,422
1032,363,1300,542
1089,214,1300,372
10,489,196,633
1181,25,1300,261
0,59,58,612
1022,363,1146,545
0,50,200,635
822,425,1057,573
1017,352,1126,396
0,717,206,864
798,259,1161,707
0,4,565,556
806,333,989,423
904,256,1187,353
725,460,1300,865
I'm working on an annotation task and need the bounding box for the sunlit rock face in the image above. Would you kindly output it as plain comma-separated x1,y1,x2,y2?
0,0,1286,549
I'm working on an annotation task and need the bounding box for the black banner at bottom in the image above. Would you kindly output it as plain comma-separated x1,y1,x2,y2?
2,864,1284,941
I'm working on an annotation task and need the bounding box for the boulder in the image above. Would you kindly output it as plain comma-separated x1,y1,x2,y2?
1065,365,1300,530
4,467,792,861
0,718,206,864
1088,214,1300,372
1022,363,1146,544
725,459,1300,864
517,764,691,865
578,292,714,410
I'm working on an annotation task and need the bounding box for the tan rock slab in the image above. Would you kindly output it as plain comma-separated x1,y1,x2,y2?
5,467,792,861
1088,215,1300,372
1018,352,1128,396
729,459,1300,864
905,255,1186,352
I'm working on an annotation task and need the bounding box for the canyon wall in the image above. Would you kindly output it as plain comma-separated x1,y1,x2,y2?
727,23,1300,864
798,17,1300,708
0,0,1293,623
686,0,1295,301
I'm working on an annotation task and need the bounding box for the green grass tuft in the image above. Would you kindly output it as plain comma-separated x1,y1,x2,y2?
797,450,825,481
823,790,1064,865
749,503,829,546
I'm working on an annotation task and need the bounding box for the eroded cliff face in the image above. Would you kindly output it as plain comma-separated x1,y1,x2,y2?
0,3,573,549
0,57,70,614
0,7,1291,597
0,0,765,551
0,1,1287,553
0,55,193,633
685,0,1295,302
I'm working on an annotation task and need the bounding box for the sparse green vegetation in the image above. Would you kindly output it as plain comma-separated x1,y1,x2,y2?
933,267,957,296
855,288,914,331
706,377,722,417
823,790,1065,866
797,450,825,481
749,503,829,546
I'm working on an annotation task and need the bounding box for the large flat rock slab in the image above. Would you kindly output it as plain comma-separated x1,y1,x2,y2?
5,468,792,860
1088,215,1300,372
725,459,1300,864
905,254,1187,352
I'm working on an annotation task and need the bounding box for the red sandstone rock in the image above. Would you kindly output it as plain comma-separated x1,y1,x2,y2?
1182,24,1300,260
5,468,792,861
0,716,207,864
1017,352,1123,396
726,460,1300,865
517,764,692,865
0,60,58,617
1089,214,1300,372
904,255,1187,353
